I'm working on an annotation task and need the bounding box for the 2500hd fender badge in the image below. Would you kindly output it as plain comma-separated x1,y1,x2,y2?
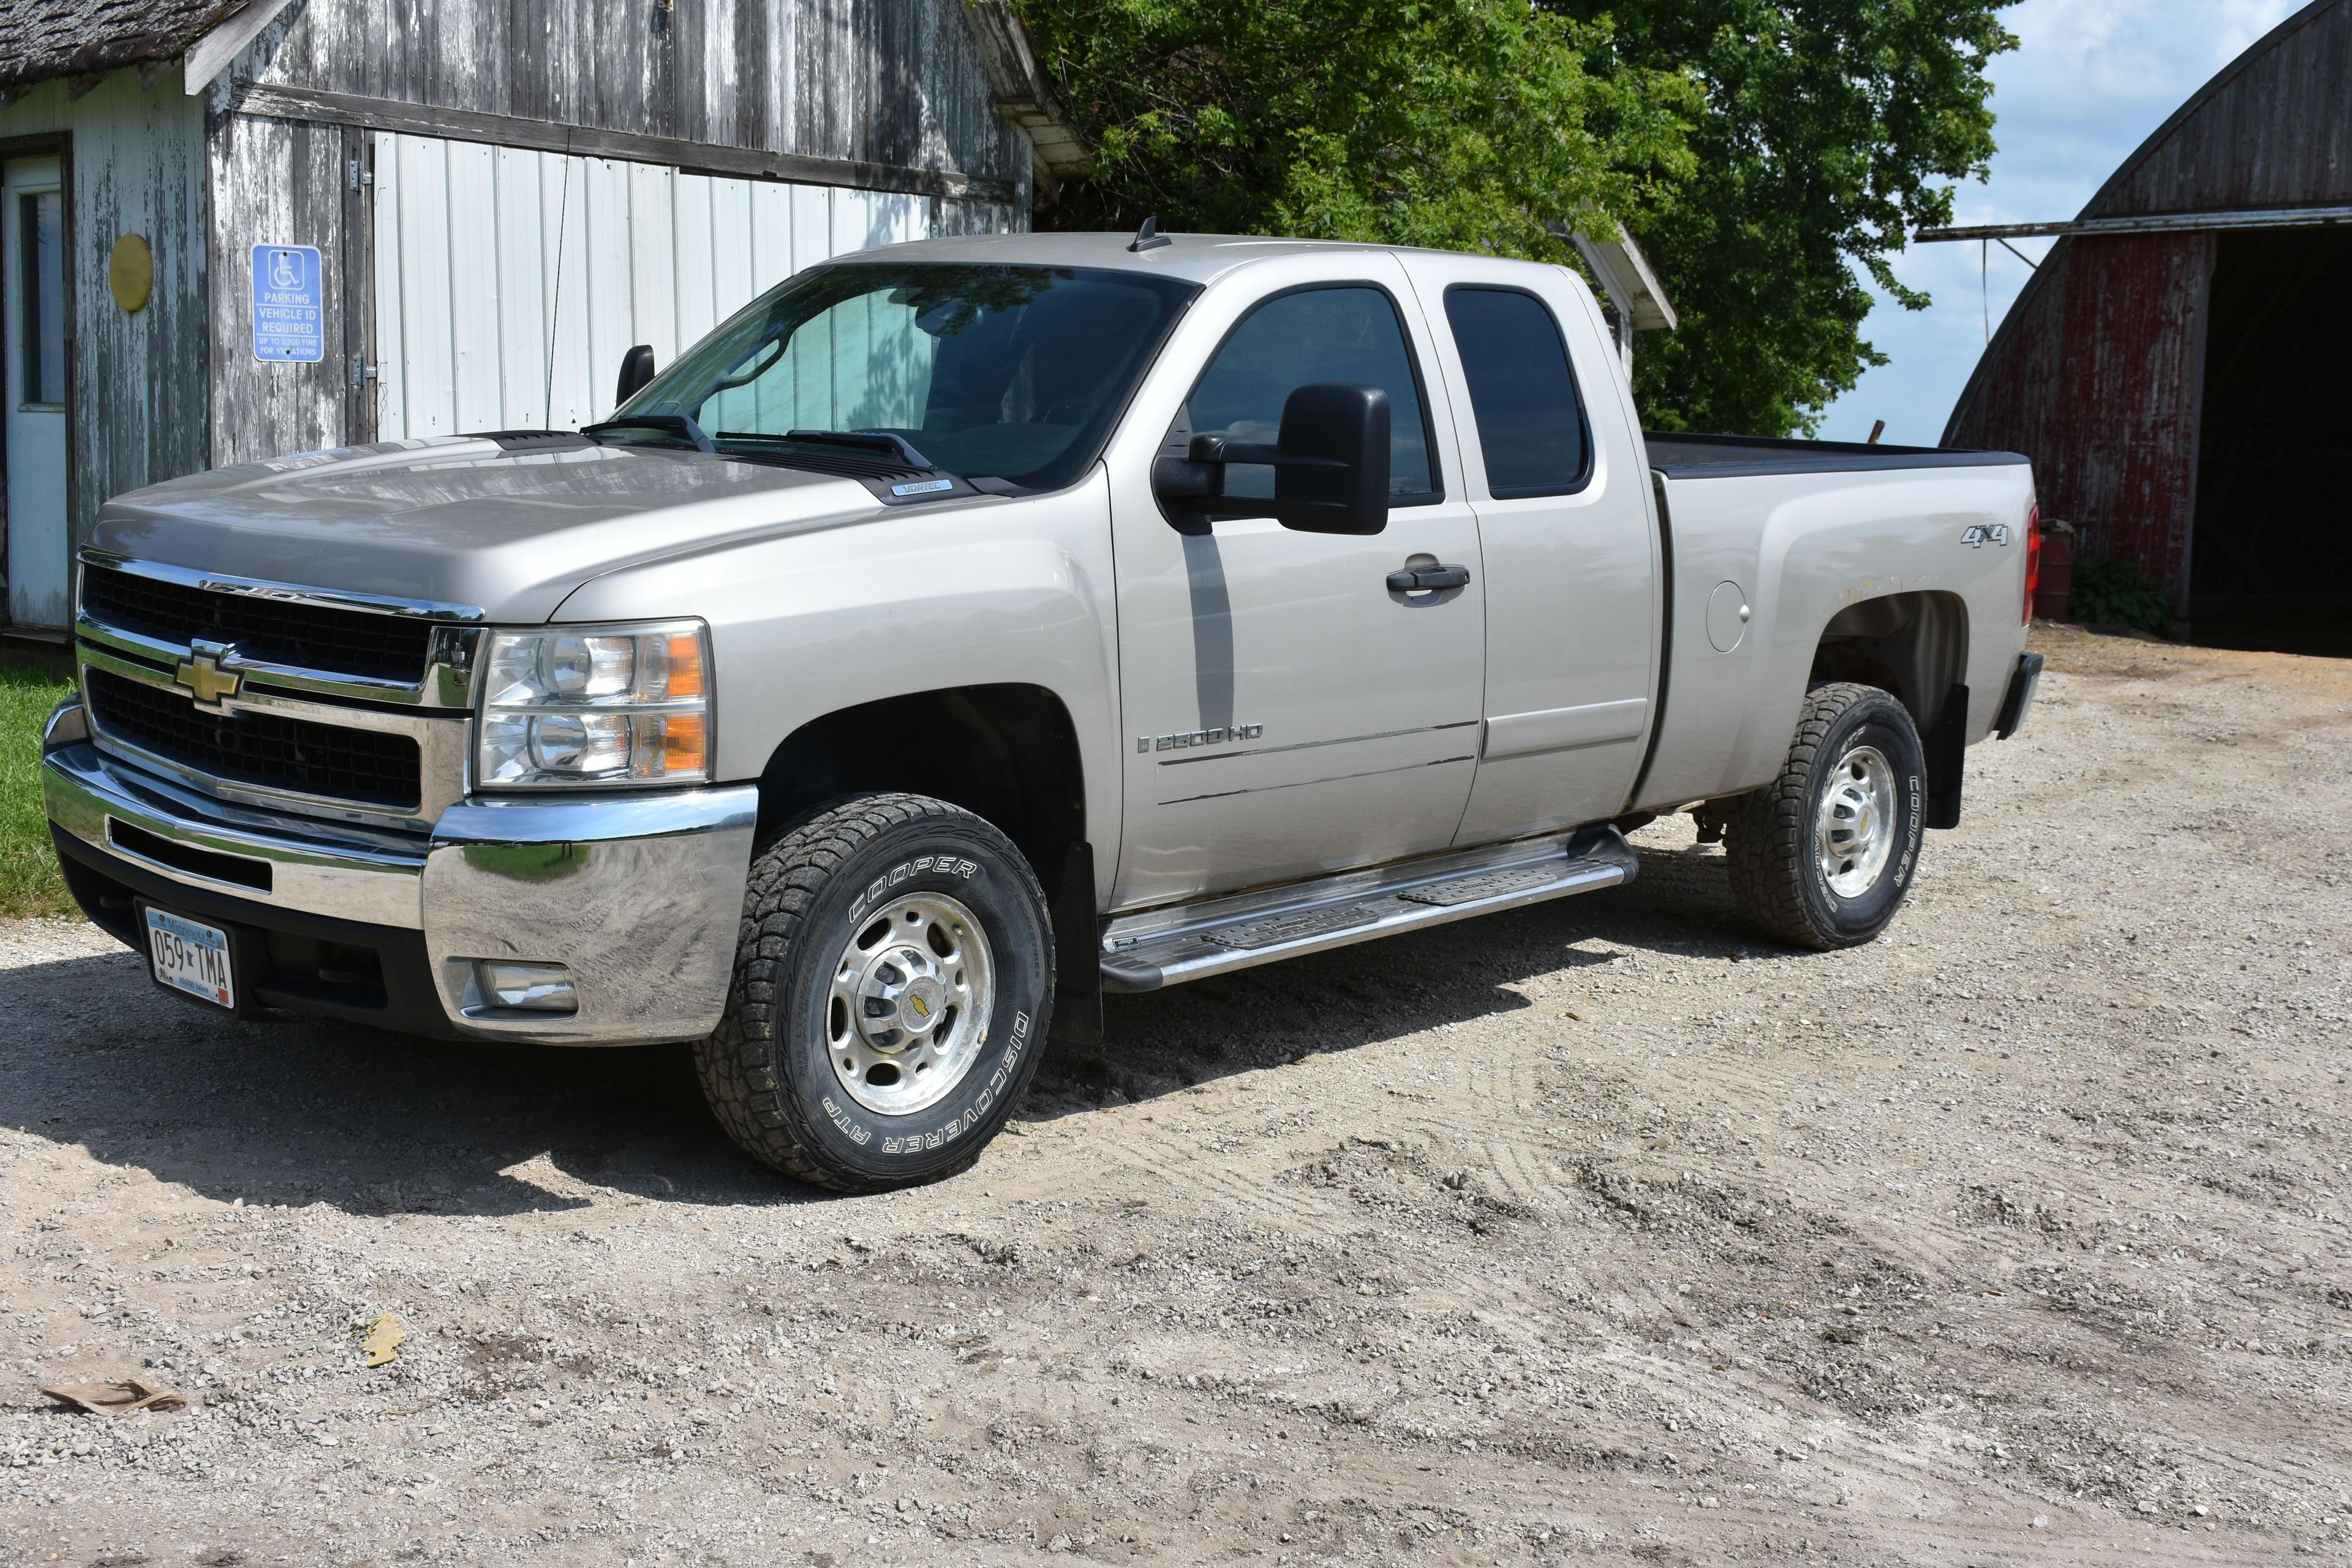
1140,722,1265,754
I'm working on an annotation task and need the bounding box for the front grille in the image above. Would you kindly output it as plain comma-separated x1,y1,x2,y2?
86,668,423,810
81,567,435,684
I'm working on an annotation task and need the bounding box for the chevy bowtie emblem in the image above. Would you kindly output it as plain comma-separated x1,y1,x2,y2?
175,639,244,707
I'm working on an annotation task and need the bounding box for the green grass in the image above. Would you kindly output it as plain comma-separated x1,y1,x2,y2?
1,645,77,919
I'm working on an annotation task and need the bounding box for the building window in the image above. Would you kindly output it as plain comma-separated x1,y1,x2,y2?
18,190,65,407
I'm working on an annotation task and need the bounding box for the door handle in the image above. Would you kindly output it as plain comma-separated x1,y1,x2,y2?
1386,563,1471,593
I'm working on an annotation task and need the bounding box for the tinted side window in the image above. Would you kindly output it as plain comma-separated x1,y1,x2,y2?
1444,287,1589,497
1185,286,1437,502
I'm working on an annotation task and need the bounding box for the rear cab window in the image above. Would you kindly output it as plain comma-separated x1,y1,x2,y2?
1442,286,1592,497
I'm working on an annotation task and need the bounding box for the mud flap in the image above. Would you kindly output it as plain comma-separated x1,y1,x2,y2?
1048,840,1103,1046
1923,682,1969,830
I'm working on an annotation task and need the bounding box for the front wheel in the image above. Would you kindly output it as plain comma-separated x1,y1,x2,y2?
1727,682,1926,950
694,793,1054,1191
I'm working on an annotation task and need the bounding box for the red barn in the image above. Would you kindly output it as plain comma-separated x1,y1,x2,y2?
1941,0,2352,650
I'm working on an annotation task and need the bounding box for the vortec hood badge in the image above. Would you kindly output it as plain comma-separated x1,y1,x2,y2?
175,639,245,707
1140,723,1265,755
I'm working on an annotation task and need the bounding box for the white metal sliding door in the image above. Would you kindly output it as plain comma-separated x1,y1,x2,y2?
368,132,972,440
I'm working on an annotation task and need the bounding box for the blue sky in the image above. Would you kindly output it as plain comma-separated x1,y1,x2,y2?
1811,0,2309,445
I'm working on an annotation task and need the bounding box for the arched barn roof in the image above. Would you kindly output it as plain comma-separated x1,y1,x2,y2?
1943,0,2352,623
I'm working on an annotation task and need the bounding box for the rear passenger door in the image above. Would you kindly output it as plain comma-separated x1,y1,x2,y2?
1398,255,1660,845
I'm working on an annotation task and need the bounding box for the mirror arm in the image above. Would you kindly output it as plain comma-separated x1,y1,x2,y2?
1185,435,1341,471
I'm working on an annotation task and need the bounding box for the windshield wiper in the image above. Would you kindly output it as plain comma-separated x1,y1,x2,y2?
780,429,937,469
580,412,716,454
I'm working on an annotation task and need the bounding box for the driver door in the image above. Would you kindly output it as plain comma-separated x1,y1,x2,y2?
1106,258,1486,910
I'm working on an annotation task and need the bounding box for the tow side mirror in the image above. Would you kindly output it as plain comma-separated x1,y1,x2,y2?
1152,381,1391,536
615,344,657,405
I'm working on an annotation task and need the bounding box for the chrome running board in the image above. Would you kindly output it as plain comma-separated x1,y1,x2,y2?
1099,826,1637,993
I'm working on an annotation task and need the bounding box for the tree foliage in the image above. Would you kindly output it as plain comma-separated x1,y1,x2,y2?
1012,0,2015,435
1012,0,1697,269
1553,1,2016,434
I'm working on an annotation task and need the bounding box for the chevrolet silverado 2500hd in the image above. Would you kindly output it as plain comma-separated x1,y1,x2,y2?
42,231,2043,1191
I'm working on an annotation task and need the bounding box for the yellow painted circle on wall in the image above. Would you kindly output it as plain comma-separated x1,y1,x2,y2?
109,233,154,313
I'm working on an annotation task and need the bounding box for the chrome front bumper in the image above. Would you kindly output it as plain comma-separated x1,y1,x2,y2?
42,731,758,1045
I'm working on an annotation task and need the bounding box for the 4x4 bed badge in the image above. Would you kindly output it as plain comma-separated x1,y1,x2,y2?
1960,523,2011,548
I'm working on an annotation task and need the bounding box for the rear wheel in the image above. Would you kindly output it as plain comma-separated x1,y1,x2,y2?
694,793,1054,1191
1727,682,1926,950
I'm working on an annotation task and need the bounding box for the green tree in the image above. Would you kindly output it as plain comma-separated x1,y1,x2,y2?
1552,0,2016,434
1011,0,1698,267
1012,0,2014,437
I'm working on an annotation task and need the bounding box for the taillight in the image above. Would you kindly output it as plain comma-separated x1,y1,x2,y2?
2022,503,2042,625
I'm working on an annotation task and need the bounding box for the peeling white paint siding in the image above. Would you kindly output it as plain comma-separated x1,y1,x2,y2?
208,109,358,467
364,130,941,437
0,69,207,581
243,0,1026,181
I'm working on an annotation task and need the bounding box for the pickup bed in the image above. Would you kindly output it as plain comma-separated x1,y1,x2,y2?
42,230,2042,1191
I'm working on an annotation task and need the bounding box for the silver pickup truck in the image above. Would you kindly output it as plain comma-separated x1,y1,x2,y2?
42,231,2043,1191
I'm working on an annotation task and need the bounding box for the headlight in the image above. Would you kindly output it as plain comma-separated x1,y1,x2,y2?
475,620,712,788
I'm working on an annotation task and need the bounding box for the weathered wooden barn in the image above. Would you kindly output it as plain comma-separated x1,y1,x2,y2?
1940,0,2352,649
0,0,1079,632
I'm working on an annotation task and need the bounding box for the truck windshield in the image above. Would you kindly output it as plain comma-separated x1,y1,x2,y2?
609,262,1199,492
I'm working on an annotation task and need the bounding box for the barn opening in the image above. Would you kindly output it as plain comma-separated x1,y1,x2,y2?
2190,225,2352,656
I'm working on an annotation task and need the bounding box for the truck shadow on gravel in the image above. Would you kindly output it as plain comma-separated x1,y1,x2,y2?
1038,840,1789,1117
0,844,1780,1210
0,945,811,1217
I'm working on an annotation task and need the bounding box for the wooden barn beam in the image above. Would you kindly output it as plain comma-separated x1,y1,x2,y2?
230,83,1019,205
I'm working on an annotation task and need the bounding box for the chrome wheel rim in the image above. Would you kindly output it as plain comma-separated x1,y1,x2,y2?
1816,743,1898,899
826,892,995,1117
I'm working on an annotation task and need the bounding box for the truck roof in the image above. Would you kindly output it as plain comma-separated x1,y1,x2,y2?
831,229,1540,287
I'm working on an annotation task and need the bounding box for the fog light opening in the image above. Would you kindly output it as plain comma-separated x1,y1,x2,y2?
475,960,579,1015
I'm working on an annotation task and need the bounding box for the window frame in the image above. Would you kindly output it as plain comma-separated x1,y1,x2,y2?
1173,279,1447,513
1441,283,1595,501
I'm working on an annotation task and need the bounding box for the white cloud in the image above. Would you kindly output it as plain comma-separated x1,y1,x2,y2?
1807,0,2307,445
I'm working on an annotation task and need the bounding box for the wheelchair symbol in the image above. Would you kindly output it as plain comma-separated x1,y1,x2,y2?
270,250,301,290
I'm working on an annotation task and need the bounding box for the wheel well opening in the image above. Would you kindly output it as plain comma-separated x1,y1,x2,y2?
754,684,1086,888
1809,591,1969,733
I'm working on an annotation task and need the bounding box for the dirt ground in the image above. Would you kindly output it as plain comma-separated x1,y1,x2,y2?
3,625,2348,1567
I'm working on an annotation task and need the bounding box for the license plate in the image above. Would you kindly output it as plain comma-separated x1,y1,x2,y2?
144,906,236,1011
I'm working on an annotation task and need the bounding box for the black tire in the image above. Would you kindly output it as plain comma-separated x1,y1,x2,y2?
693,793,1054,1191
1726,682,1926,951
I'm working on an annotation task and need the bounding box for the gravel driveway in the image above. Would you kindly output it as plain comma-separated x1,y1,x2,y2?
4,625,2348,1567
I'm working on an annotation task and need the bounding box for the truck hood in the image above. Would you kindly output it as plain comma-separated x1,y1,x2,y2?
88,437,892,623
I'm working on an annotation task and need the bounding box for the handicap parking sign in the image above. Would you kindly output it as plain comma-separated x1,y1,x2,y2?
252,244,324,363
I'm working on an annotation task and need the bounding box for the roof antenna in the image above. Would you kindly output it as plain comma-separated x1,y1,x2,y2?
1128,215,1171,253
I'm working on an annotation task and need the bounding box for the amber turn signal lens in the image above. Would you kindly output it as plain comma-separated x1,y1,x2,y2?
665,632,705,698
658,712,707,775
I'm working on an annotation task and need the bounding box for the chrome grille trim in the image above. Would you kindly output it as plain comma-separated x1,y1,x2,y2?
79,548,486,622
76,549,484,709
72,552,483,833
78,645,470,832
